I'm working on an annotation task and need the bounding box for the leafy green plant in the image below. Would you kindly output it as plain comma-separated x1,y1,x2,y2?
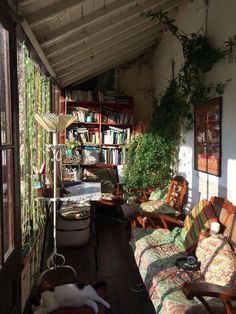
144,10,234,137
144,10,233,110
66,137,81,150
123,10,235,197
123,133,177,192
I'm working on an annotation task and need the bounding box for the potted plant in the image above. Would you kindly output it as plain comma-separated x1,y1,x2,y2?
123,132,177,200
66,138,81,156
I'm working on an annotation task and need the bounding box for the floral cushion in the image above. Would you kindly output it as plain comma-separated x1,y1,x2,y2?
131,228,224,313
140,200,180,216
196,235,236,287
223,214,236,254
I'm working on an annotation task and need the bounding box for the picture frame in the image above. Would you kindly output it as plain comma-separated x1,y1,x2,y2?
194,97,222,176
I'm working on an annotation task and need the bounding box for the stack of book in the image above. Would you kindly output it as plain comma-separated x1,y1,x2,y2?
102,126,131,145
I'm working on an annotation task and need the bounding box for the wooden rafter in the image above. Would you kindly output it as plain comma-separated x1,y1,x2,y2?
60,39,158,87
18,0,37,7
20,19,58,82
44,0,179,57
17,0,181,86
56,29,162,78
40,0,136,48
27,0,87,28
53,20,162,71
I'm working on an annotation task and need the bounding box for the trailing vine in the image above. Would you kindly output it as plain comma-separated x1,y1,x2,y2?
144,10,235,133
123,10,235,195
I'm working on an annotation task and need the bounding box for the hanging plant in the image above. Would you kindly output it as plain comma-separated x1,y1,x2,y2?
143,10,235,122
145,10,228,73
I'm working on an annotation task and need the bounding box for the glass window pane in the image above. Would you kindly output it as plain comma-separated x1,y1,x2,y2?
2,149,14,261
0,22,12,145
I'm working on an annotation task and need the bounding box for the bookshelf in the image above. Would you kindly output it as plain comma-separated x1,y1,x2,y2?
63,90,134,167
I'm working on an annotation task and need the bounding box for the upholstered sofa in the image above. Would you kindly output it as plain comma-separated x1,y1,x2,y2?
130,197,236,313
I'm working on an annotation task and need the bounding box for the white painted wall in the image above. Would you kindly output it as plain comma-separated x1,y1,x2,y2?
116,51,154,128
153,0,236,207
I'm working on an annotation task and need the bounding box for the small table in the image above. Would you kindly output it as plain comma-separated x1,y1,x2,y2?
38,181,101,203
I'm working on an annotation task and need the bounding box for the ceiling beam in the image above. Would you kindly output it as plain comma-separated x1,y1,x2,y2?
61,44,155,87
27,0,91,28
51,18,156,67
54,21,161,72
44,0,179,57
56,29,162,78
20,19,59,85
40,0,136,48
18,0,37,8
47,10,156,59
53,7,176,71
60,39,158,87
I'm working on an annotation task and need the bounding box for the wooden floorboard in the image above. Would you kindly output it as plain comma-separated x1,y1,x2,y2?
58,209,155,314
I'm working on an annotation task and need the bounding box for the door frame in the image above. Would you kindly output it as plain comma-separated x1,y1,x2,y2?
0,2,21,313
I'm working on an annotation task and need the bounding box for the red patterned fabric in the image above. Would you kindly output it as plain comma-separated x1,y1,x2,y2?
224,214,236,254
181,199,218,249
41,282,107,314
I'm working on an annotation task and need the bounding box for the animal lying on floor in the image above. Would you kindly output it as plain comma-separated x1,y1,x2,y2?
33,283,110,314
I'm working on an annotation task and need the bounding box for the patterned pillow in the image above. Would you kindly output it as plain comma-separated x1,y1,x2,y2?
180,199,218,249
140,200,164,212
196,235,236,287
148,186,168,201
223,214,236,254
140,200,179,216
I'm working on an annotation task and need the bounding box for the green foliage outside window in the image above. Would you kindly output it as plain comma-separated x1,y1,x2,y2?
18,44,50,247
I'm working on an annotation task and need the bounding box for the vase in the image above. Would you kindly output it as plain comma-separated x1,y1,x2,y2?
67,148,74,157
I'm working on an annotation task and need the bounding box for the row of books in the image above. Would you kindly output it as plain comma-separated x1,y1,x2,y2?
102,110,133,125
101,148,126,165
67,106,99,123
65,89,132,104
101,90,132,104
102,127,131,145
66,90,94,102
67,128,99,145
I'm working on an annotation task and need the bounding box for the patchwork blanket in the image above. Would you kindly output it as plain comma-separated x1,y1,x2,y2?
131,228,224,314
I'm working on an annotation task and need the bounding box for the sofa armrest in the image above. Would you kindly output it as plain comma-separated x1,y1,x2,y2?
182,282,236,314
133,212,184,229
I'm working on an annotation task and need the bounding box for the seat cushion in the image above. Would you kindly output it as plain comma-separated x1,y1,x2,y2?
196,235,236,287
140,200,180,216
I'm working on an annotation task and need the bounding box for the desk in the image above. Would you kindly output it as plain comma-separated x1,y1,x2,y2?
38,182,101,272
38,182,101,203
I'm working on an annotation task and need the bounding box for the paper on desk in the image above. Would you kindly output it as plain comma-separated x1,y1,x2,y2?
34,113,76,132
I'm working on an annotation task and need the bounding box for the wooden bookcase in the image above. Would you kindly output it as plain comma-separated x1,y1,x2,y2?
63,92,134,167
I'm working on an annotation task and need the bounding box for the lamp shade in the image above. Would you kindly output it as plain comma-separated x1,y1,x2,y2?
34,113,76,132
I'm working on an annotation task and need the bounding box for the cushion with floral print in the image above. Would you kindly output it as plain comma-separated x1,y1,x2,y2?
140,200,180,216
195,234,236,287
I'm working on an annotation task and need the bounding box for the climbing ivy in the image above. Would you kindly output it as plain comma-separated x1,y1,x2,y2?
145,10,235,137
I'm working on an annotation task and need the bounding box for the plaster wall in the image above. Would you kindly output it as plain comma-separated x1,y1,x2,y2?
116,51,154,128
153,0,236,206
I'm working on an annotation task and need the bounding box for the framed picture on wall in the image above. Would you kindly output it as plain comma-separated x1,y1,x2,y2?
194,97,222,176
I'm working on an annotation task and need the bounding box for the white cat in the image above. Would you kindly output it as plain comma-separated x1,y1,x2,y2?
33,283,110,314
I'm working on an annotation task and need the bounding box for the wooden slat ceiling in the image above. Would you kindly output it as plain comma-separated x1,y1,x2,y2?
17,0,182,88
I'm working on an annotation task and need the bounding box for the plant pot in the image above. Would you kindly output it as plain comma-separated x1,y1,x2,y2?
66,148,75,157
